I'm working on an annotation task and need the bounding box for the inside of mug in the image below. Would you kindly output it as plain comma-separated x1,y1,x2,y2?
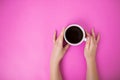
65,26,83,44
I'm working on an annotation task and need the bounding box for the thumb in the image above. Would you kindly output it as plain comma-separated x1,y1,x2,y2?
63,44,70,53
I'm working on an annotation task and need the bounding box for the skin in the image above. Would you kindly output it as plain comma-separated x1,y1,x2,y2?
85,29,100,80
50,28,100,80
50,28,70,80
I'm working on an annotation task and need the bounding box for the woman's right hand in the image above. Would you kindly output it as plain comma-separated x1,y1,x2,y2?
84,29,100,62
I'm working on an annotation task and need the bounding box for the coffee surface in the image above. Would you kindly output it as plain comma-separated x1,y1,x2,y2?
65,26,83,44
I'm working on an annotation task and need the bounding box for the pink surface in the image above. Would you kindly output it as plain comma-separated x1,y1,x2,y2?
0,0,120,80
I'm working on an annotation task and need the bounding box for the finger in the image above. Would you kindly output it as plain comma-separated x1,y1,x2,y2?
85,36,90,49
92,28,95,38
90,34,95,45
58,28,65,42
53,31,56,43
85,30,90,37
63,44,70,53
96,33,100,43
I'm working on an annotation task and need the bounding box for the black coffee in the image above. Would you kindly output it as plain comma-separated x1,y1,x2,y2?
65,26,83,44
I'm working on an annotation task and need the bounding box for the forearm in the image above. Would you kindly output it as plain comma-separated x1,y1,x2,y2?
86,60,99,80
50,62,62,80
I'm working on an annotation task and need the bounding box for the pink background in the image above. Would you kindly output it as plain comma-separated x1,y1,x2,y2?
0,0,120,80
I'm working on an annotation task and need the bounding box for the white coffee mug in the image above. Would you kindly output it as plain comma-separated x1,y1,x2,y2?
64,24,86,46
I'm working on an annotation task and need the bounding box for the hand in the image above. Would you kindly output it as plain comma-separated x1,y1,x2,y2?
84,29,100,62
51,28,70,64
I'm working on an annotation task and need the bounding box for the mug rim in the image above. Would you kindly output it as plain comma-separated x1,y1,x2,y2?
64,24,86,46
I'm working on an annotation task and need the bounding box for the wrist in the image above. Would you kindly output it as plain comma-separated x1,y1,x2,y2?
50,59,60,66
86,58,96,64
50,61,60,70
